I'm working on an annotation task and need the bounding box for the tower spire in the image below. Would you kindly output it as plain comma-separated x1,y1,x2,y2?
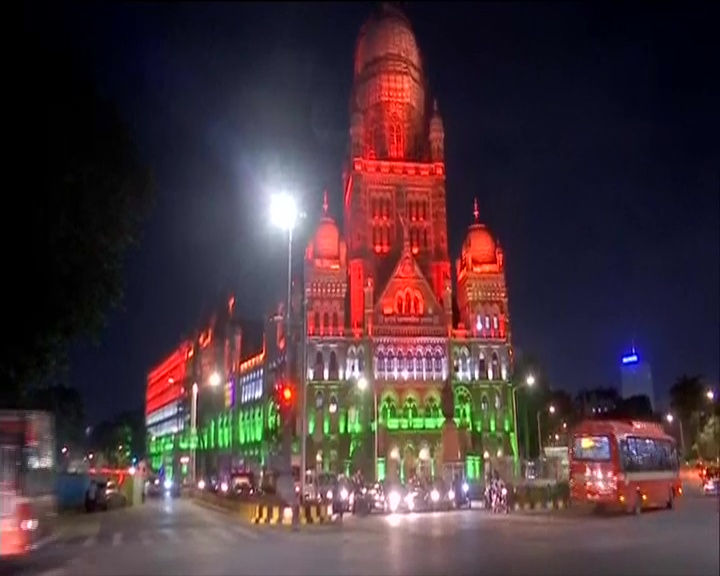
322,190,329,215
473,198,479,222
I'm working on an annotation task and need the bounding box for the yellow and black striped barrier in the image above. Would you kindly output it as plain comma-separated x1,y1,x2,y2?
250,503,330,525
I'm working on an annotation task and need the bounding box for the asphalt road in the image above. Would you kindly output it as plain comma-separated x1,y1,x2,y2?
9,494,719,576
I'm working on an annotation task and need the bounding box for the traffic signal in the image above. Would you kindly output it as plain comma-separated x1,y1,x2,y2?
274,380,296,432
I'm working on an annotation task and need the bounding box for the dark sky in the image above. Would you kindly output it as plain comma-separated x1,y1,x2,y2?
40,2,719,422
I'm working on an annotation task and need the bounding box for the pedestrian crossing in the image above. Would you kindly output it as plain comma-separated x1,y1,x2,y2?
56,524,258,549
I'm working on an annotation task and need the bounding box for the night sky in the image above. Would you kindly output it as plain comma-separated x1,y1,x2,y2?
38,2,718,422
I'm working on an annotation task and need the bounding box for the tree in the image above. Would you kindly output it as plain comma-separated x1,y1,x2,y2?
3,21,154,405
614,395,655,420
669,374,706,420
695,416,720,462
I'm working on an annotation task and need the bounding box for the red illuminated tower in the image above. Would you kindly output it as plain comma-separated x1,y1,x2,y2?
301,4,518,483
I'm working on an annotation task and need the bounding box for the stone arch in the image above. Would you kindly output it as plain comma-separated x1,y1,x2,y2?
494,389,503,410
328,351,339,380
478,351,487,380
423,393,441,419
454,386,473,424
313,350,324,380
480,394,489,412
379,394,398,423
402,396,420,420
490,351,500,380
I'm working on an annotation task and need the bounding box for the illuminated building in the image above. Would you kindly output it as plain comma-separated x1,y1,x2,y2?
621,348,655,411
301,5,517,482
145,341,192,476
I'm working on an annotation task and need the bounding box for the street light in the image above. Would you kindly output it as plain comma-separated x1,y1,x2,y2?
666,413,686,457
537,404,555,457
512,373,536,461
271,192,303,504
208,372,221,387
707,390,715,402
357,376,378,481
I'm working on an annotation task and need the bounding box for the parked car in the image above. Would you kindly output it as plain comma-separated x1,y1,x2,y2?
96,480,127,510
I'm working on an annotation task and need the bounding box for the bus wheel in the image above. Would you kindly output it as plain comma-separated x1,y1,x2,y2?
667,489,674,510
633,494,642,515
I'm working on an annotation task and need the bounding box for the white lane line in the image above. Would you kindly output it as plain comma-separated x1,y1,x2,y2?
82,535,97,548
112,531,123,547
160,527,180,543
230,523,259,540
35,569,67,576
139,530,153,546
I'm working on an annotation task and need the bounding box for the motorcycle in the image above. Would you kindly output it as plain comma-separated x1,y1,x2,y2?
492,486,509,514
454,481,471,509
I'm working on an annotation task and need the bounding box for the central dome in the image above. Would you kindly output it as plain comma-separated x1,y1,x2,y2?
466,224,496,265
354,4,422,77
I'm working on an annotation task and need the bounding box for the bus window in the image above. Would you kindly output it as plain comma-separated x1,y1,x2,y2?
573,436,611,461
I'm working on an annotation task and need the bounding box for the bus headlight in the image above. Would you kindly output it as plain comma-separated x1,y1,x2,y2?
340,488,349,501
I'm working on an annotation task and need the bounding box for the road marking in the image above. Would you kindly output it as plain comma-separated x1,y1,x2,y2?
161,527,180,543
112,532,123,547
82,535,97,548
230,524,259,540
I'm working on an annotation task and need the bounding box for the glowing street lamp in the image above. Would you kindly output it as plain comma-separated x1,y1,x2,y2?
666,413,686,457
271,192,305,505
513,373,537,460
209,372,221,387
707,390,715,402
537,404,556,456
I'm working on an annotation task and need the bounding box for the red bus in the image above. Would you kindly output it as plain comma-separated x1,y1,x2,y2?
569,419,682,514
0,411,57,559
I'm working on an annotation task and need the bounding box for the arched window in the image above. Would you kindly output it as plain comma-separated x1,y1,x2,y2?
424,397,441,419
313,311,320,334
492,316,499,330
322,312,330,333
328,351,339,380
403,397,419,420
413,295,420,315
315,390,324,410
397,351,405,373
405,292,412,315
389,122,403,158
331,312,339,333
495,391,502,410
424,351,433,372
380,397,397,423
358,354,365,373
313,351,324,380
414,351,422,373
455,389,473,423
491,352,500,381
480,395,489,412
478,353,487,379
396,294,403,314
434,352,443,373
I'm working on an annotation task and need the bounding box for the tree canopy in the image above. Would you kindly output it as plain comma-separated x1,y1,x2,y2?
3,28,154,405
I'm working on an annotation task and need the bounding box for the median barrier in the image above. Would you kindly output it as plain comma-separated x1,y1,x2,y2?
508,481,570,512
250,503,330,525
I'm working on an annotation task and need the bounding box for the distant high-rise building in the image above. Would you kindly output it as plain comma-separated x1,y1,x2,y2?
620,348,655,410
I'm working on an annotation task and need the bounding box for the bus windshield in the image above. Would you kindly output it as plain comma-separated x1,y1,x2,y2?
573,435,611,461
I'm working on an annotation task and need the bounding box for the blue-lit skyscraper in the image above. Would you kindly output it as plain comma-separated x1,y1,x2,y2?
620,347,655,410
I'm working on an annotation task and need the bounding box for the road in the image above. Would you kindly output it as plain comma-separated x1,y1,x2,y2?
10,495,719,576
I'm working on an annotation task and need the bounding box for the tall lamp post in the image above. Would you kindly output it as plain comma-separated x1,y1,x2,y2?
270,193,303,496
665,413,685,458
190,371,221,485
512,374,535,460
357,376,378,481
537,404,555,457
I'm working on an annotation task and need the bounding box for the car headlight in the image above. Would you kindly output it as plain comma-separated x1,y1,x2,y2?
431,489,440,502
163,479,173,490
448,490,455,500
326,489,333,499
501,487,507,496
388,491,401,512
220,482,228,493
154,479,160,486
340,488,349,500
462,482,469,493
197,480,206,490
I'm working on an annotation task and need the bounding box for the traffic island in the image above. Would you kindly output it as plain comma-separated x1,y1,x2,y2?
507,482,571,513
192,492,331,526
